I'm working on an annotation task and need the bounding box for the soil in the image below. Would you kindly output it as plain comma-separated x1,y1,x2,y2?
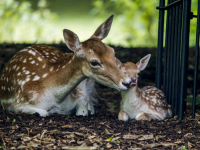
0,44,200,149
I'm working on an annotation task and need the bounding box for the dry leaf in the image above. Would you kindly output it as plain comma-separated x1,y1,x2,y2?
62,124,72,128
138,134,153,140
123,134,141,140
106,143,112,148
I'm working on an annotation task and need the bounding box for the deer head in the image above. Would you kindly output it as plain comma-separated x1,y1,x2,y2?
63,15,131,90
120,54,151,87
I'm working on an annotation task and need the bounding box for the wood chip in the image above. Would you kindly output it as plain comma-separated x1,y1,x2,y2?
123,134,141,140
62,146,99,150
106,143,112,148
138,134,154,140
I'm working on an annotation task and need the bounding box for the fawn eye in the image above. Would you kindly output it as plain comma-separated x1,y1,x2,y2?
90,60,100,68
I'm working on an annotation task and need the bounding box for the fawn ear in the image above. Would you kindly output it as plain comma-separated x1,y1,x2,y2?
63,29,84,57
136,54,151,71
115,57,122,68
91,14,114,40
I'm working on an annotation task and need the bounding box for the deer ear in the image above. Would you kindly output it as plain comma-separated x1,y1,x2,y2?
136,54,151,71
63,29,83,57
91,14,114,40
115,57,122,68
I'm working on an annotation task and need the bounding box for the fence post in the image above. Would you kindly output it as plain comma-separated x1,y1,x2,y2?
156,0,165,89
179,0,191,120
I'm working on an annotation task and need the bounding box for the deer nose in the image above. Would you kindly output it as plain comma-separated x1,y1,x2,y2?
122,82,130,88
131,78,137,83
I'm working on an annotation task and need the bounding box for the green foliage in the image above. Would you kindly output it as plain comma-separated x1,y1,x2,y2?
92,0,198,47
92,0,159,47
108,104,118,109
181,148,188,150
0,0,58,43
12,118,16,123
107,137,113,141
185,97,200,105
0,146,4,148
116,139,120,143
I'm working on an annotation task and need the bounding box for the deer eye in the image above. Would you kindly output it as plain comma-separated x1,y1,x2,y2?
90,60,101,68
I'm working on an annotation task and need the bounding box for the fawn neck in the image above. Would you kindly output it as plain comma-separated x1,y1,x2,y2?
121,85,141,102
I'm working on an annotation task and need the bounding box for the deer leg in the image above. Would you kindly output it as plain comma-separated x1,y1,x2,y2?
118,110,129,121
16,105,49,117
136,112,161,120
75,95,88,116
88,101,95,115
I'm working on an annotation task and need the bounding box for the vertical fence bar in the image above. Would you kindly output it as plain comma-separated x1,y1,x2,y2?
192,0,200,118
156,0,165,89
169,0,177,107
174,2,183,116
164,0,172,104
171,2,179,116
163,1,169,96
179,0,191,120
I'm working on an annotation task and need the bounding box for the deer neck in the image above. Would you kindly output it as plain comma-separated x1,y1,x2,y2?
121,85,141,102
45,54,87,102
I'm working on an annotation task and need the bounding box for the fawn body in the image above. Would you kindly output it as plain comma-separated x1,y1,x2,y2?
118,54,172,121
47,78,97,116
0,15,131,116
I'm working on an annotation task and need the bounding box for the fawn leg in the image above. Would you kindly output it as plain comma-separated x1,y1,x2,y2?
16,105,49,117
118,110,129,121
136,112,162,120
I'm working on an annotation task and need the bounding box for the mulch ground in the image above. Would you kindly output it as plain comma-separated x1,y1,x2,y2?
0,85,200,150
0,44,200,149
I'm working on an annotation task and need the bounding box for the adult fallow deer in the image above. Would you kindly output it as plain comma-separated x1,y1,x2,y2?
0,15,131,116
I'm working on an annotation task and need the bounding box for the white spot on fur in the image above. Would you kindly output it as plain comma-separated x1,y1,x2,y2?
38,57,42,61
31,60,35,64
28,50,36,56
25,71,30,74
152,98,157,103
33,75,40,81
25,78,30,82
50,67,54,72
42,64,46,68
42,73,48,78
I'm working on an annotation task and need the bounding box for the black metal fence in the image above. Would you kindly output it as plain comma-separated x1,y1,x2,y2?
156,0,200,120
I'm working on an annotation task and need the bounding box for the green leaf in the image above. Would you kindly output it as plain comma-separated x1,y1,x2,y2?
0,146,4,148
116,139,120,143
13,119,16,123
108,104,118,109
185,97,200,105
107,137,113,141
181,148,188,150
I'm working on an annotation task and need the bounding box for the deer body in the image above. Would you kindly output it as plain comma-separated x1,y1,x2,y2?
118,55,172,121
0,15,131,116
